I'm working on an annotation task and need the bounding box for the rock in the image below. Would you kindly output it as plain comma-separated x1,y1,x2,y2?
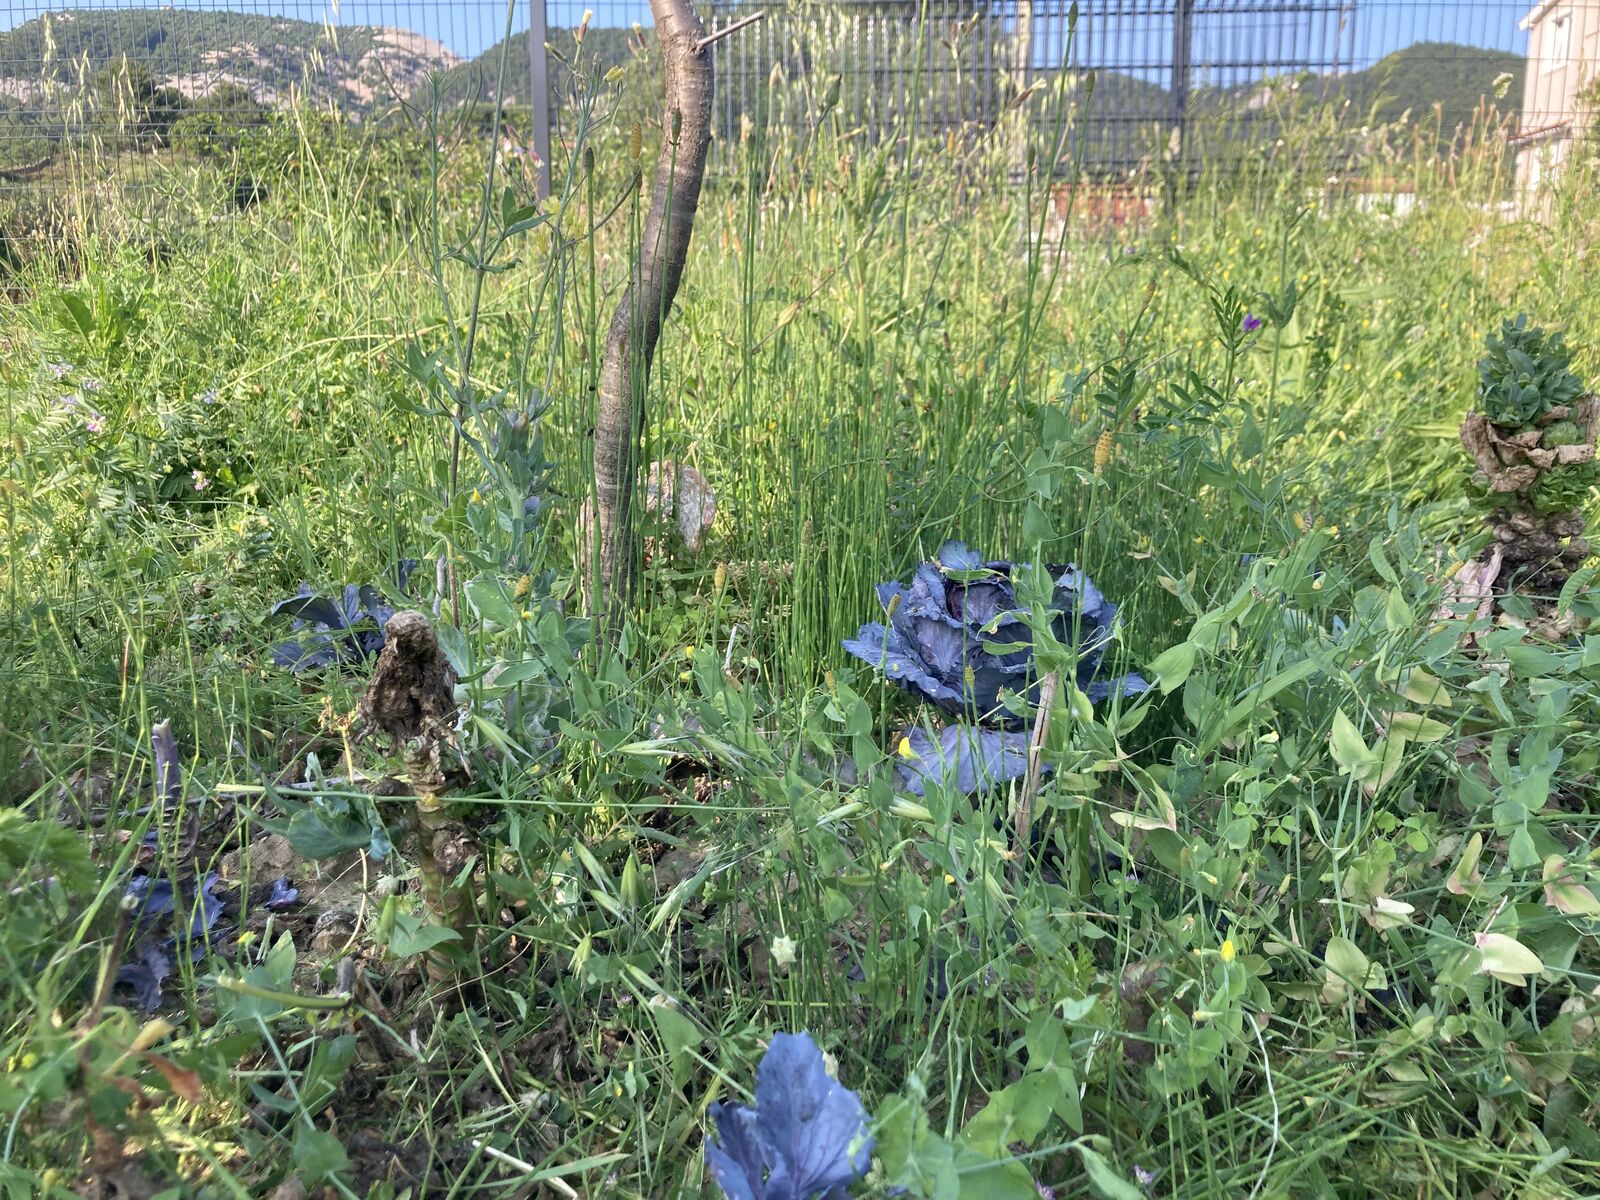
311,909,358,953
219,833,299,881
644,460,717,553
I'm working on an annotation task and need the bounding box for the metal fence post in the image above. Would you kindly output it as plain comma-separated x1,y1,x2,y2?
1011,0,1033,181
1170,0,1193,168
528,0,553,197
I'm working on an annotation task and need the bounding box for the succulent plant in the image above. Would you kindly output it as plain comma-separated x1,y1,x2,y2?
1461,317,1597,594
1478,315,1584,429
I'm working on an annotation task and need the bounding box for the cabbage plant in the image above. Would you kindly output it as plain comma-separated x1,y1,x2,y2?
843,540,1146,728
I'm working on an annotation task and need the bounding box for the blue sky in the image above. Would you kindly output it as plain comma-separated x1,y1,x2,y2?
3,0,1535,68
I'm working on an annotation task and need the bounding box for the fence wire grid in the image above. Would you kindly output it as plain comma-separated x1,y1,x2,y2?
1,0,1596,230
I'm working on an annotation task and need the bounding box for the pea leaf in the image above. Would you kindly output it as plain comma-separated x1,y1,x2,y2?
1474,932,1544,984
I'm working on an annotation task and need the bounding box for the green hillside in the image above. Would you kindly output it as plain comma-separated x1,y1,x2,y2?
1317,41,1525,136
435,26,643,108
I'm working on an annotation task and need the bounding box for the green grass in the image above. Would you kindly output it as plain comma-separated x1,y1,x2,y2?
2,41,1600,1200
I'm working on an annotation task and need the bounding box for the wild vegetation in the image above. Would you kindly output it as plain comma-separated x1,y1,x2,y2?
1,13,1599,1200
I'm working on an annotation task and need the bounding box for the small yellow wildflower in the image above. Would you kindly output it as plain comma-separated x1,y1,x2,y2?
514,573,532,600
896,736,916,759
678,670,692,683
944,873,956,885
1221,938,1237,963
1292,511,1309,533
684,644,696,659
470,487,483,504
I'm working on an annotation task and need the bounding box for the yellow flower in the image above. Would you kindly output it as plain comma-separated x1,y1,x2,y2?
678,670,692,682
1221,938,1237,963
1292,511,1309,533
684,644,696,659
943,873,956,885
470,487,483,504
896,736,916,759
514,573,532,600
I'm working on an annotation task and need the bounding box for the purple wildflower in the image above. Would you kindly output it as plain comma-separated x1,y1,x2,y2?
1242,314,1263,333
192,470,211,492
45,360,73,380
1135,1164,1156,1188
85,412,105,434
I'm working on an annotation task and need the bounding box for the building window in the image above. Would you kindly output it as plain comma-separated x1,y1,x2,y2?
1545,9,1572,75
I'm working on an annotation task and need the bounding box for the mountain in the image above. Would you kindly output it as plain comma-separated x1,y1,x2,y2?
1312,41,1525,137
0,9,461,109
434,26,645,108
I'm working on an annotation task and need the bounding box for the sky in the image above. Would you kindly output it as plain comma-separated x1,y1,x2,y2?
1,0,1538,68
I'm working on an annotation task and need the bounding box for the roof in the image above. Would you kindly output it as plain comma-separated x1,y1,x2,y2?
1510,119,1574,145
1520,2,1564,31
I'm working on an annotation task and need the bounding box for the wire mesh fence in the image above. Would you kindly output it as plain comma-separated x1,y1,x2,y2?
1,0,1596,246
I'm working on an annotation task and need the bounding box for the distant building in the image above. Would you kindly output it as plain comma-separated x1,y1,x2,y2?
1513,2,1600,211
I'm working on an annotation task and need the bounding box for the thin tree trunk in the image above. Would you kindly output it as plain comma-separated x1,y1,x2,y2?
589,0,714,627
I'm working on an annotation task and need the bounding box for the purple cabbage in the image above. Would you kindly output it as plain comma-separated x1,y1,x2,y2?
705,1032,873,1200
893,725,1037,797
843,541,1147,725
116,872,225,1012
265,876,299,909
269,561,416,672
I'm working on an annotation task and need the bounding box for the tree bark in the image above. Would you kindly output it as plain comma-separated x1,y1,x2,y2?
589,0,714,627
